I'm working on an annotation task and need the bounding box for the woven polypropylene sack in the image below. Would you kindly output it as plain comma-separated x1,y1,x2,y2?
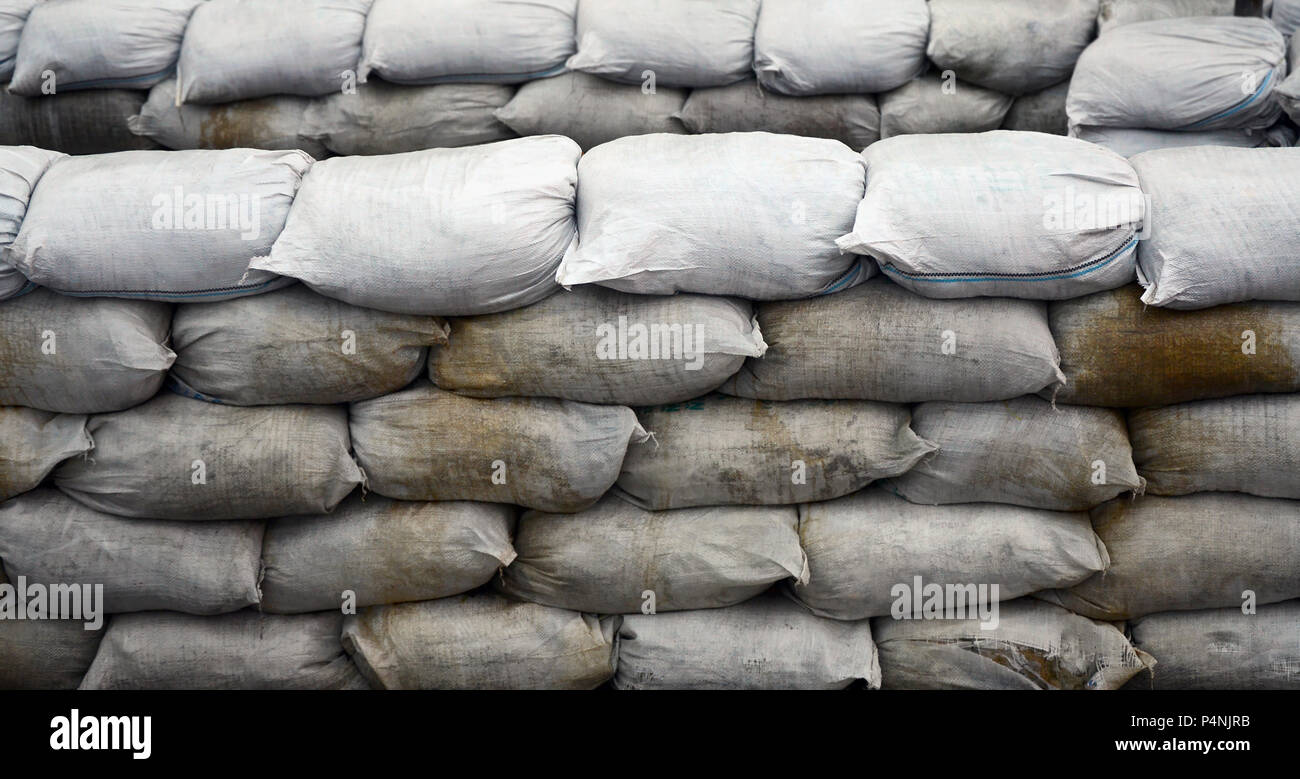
678,80,880,150
494,71,687,151
0,144,62,299
1097,0,1234,35
0,0,40,81
878,72,1013,139
0,619,104,689
0,408,90,501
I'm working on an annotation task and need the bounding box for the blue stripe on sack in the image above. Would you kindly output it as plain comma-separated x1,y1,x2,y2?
818,260,866,295
165,376,224,404
60,65,176,90
882,236,1137,285
1184,69,1275,130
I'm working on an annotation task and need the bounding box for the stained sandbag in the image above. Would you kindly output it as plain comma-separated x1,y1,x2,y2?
260,494,515,614
1049,285,1300,407
677,80,880,150
753,0,928,95
55,393,362,520
170,283,447,405
256,136,576,316
350,381,643,513
177,0,372,103
557,132,869,299
0,489,262,615
0,408,89,501
567,0,757,88
1072,124,1286,156
359,0,575,84
494,71,686,151
0,144,62,299
615,593,881,690
0,619,104,690
0,88,160,154
878,72,1013,139
7,0,199,95
837,131,1143,300
429,285,765,406
0,289,173,413
342,593,616,690
873,598,1150,690
1002,81,1070,135
1098,0,1234,35
887,396,1143,511
80,611,368,690
793,489,1107,621
500,496,806,613
721,277,1063,403
616,395,934,510
0,0,40,81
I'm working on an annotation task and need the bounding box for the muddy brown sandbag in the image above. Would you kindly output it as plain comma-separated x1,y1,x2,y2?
494,71,687,151
0,619,104,690
0,408,90,501
677,79,880,151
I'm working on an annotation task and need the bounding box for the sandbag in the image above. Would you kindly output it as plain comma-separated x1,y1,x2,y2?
81,611,368,690
55,393,362,520
1049,285,1300,407
1125,601,1300,690
1130,394,1300,499
429,285,765,406
0,619,104,689
1274,0,1300,37
9,148,310,300
0,489,262,615
873,598,1150,690
1132,146,1300,309
177,0,372,103
0,0,39,81
615,593,881,690
261,494,515,614
677,80,880,150
793,489,1107,621
0,144,62,299
500,495,806,613
350,381,644,513
342,593,616,690
1001,81,1070,135
837,131,1143,300
1098,0,1234,35
1274,33,1300,121
0,88,160,154
927,0,1098,95
887,396,1143,511
878,72,1013,139
721,277,1064,403
567,0,757,88
1067,17,1286,131
359,0,575,84
494,71,686,151
170,283,447,405
0,289,173,413
256,136,576,316
753,0,928,95
7,0,199,95
1072,124,1286,156
0,408,90,501
616,395,934,510
557,132,869,299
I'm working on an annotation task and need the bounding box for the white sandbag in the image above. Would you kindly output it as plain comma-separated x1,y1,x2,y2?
753,0,928,95
879,72,1013,139
1098,0,1234,35
300,81,515,156
342,593,616,690
170,283,447,405
429,285,766,406
256,136,576,315
1125,601,1300,690
0,0,39,82
721,277,1064,402
1132,146,1300,309
1072,124,1285,157
567,0,757,88
7,0,199,95
873,598,1150,690
8,148,311,300
359,0,575,84
836,131,1144,300
557,132,870,299
260,494,515,614
500,495,806,613
677,80,880,151
1130,394,1300,499
927,0,1098,95
350,381,644,513
81,611,369,690
1067,17,1286,131
0,619,104,690
0,408,89,501
1274,0,1300,37
793,489,1107,621
0,88,160,155
494,71,686,151
55,393,362,520
0,289,173,413
1002,81,1070,135
1274,33,1300,121
616,395,934,510
615,593,881,690
888,396,1143,511
177,0,372,103
0,489,262,615
0,144,61,299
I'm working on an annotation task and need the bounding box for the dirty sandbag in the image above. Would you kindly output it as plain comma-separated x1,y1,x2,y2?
1272,33,1300,121
677,80,880,151
878,72,1013,139
0,0,40,81
1098,0,1234,35
342,593,616,690
1071,124,1288,157
0,89,160,155
1002,81,1070,135
0,408,90,501
494,71,687,151
1274,0,1300,37
0,619,104,690
0,144,62,299
429,285,765,406
500,495,805,613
